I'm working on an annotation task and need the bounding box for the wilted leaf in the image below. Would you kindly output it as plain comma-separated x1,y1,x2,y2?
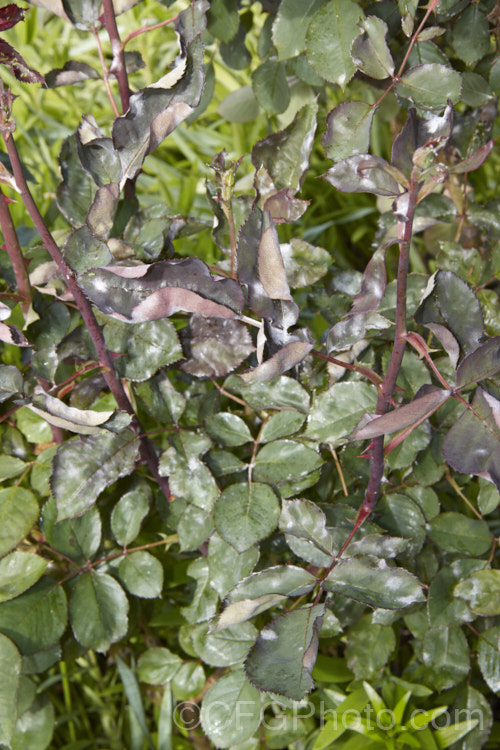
245,604,324,699
26,387,122,435
322,154,401,196
324,556,425,609
51,428,140,520
252,101,318,193
80,258,244,322
240,340,313,383
69,571,128,652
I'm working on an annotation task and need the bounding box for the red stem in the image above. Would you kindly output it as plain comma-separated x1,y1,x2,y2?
0,186,31,313
101,0,130,113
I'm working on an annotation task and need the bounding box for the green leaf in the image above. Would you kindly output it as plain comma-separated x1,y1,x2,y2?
214,482,280,552
116,656,155,750
225,374,310,412
217,85,260,123
451,4,490,66
11,697,55,750
394,64,462,111
0,365,23,403
41,497,101,563
119,551,163,599
350,16,394,79
477,625,500,692
456,337,500,388
208,534,259,598
228,564,317,602
0,552,48,604
206,0,238,42
15,408,53,444
324,556,425,609
159,448,218,511
135,373,186,425
245,603,324,699
51,428,140,520
280,239,331,288
454,569,500,616
449,685,493,750
259,410,306,443
251,101,318,193
103,318,183,382
0,577,67,655
253,440,323,485
322,101,374,162
251,59,290,115
177,504,214,552
181,558,219,624
172,662,205,701
56,135,96,227
137,647,182,685
345,616,395,680
279,499,334,557
427,512,492,556
190,621,257,667
200,669,261,748
0,487,39,558
205,413,253,446
415,270,483,354
62,0,101,30
422,626,470,690
69,571,129,652
111,483,151,546
312,654,353,683
306,381,377,445
428,563,485,627
377,493,426,555
305,0,364,88
322,154,401,196
272,0,326,60
435,719,480,749
0,633,21,747
478,477,499,515
63,225,111,274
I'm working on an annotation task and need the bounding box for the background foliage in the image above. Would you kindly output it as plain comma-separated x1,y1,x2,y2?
1,0,500,748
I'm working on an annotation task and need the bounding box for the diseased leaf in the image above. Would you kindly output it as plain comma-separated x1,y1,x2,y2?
208,533,259,598
422,626,470,690
181,558,218,624
322,154,401,196
253,439,323,485
200,669,261,748
351,386,451,441
45,60,99,87
477,625,500,691
225,374,310,412
443,388,500,490
0,365,23,403
323,101,374,164
159,447,218,511
181,316,254,378
214,483,280,552
51,428,140,520
324,556,425,609
42,497,102,562
56,135,96,227
0,633,21,747
69,571,128,652
0,4,26,31
0,39,45,84
279,499,334,557
110,483,151,546
346,616,395,680
103,317,182,381
305,0,364,88
350,16,394,80
394,64,462,111
456,336,500,388
191,621,257,667
252,101,318,194
240,340,314,383
245,604,325,699
454,570,500,616
450,139,496,175
64,225,112,273
228,565,317,602
80,258,245,322
62,0,101,29
280,238,331,288
26,386,121,435
0,577,67,655
119,551,163,599
205,413,253,446
260,409,305,442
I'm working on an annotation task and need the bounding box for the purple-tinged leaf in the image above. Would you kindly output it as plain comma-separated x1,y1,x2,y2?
79,258,245,322
45,60,99,87
351,385,451,441
181,316,254,378
0,365,23,403
443,388,500,491
0,4,25,31
415,270,483,354
0,39,45,84
327,312,391,352
456,337,500,389
258,211,291,302
86,183,119,240
322,100,374,163
240,340,313,383
450,139,496,174
350,246,386,315
0,322,29,347
252,100,318,194
263,188,309,223
27,387,127,435
426,323,460,369
350,16,395,80
392,105,453,176
62,0,101,29
322,154,401,197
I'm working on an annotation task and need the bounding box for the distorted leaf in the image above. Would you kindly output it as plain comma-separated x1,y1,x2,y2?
26,387,121,435
51,428,140,520
240,340,314,383
350,16,394,79
322,154,401,196
245,604,324,699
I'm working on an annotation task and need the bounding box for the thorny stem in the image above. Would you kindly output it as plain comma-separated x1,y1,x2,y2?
101,0,130,114
0,125,172,502
0,186,31,313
